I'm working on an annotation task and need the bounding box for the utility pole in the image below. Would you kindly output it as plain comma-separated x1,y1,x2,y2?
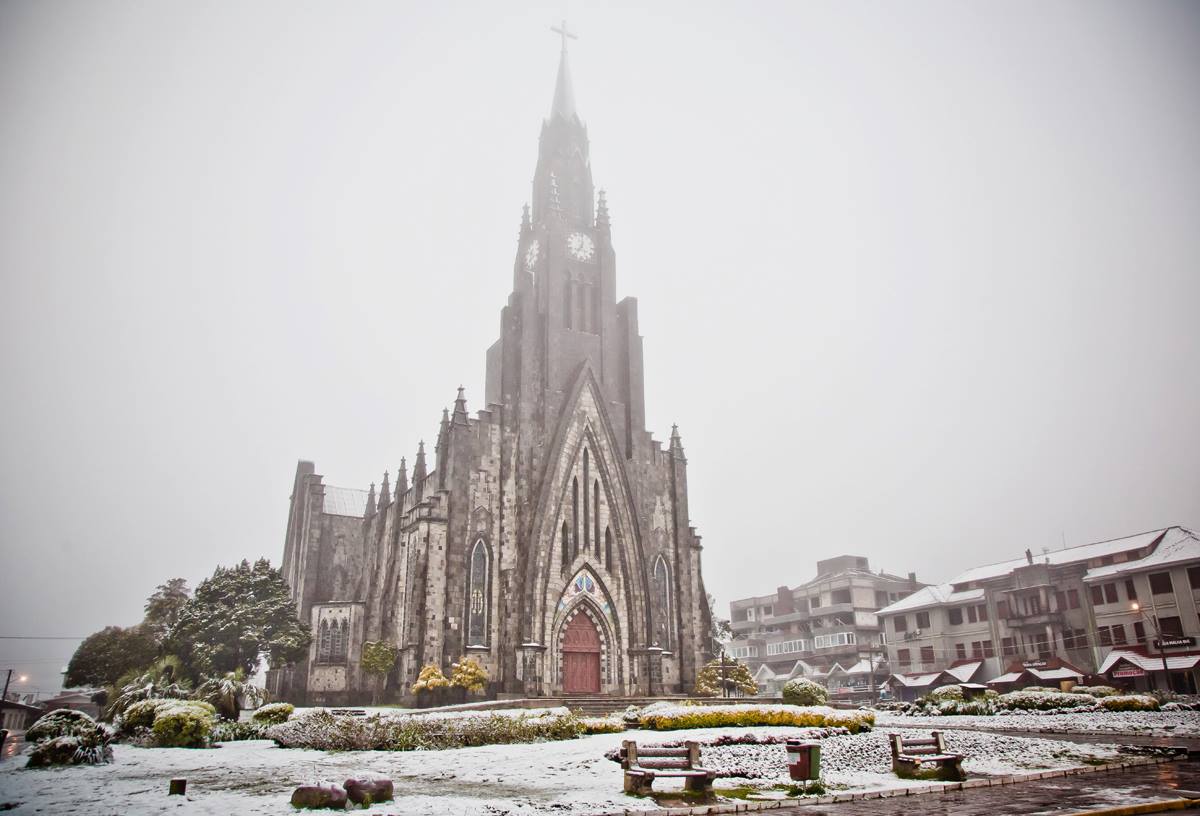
1132,603,1172,692
1,669,11,703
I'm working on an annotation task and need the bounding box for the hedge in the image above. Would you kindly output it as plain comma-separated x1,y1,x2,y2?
635,703,873,733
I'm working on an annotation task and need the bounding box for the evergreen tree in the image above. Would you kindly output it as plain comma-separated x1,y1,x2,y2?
360,641,399,705
167,559,310,681
64,625,158,688
144,578,190,642
694,656,757,696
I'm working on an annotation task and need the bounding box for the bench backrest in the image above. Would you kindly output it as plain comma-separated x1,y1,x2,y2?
888,731,947,759
622,740,701,770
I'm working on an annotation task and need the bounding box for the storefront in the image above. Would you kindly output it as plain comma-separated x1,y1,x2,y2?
1099,647,1200,694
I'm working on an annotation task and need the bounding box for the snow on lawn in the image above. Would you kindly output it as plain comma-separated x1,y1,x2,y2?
0,721,1139,816
873,710,1200,738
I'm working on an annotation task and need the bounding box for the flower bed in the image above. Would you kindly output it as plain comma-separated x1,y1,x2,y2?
268,706,585,750
634,703,873,733
872,709,1199,736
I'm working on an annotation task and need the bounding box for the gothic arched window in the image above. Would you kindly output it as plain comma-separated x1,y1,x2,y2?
653,556,673,649
338,619,350,661
563,283,572,330
467,538,489,646
317,619,331,662
561,521,570,569
593,480,601,559
582,449,590,554
328,618,347,663
572,477,579,557
604,526,613,572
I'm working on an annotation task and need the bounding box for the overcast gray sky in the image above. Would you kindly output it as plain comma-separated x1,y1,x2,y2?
2,1,1198,694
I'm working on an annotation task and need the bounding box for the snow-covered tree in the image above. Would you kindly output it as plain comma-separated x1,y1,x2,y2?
694,657,757,696
65,625,158,688
167,559,310,681
360,641,399,704
449,657,489,692
193,668,265,720
411,663,450,693
143,578,190,643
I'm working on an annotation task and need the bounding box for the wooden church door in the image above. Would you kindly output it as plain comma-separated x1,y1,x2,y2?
561,613,602,693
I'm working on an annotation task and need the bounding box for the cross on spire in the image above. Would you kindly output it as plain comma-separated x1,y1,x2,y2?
551,19,577,53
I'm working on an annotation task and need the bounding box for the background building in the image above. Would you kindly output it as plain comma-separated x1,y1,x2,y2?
878,526,1200,694
728,555,925,696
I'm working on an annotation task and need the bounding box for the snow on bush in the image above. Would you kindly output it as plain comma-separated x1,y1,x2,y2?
411,663,450,693
118,699,171,734
151,701,217,748
268,707,585,751
26,709,101,743
1098,694,1160,712
580,715,626,734
24,710,114,767
251,701,294,725
1070,685,1118,698
636,703,873,733
996,688,1098,712
782,678,828,706
212,720,268,741
928,684,965,702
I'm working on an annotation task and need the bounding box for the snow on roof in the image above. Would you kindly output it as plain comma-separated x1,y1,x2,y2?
323,485,370,517
753,664,777,681
1099,649,1200,674
889,672,943,688
945,661,984,682
1084,527,1200,582
786,660,818,679
951,529,1169,586
843,657,886,675
877,584,983,616
1028,667,1083,681
987,671,1023,686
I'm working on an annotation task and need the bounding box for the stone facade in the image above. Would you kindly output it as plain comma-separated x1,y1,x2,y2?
268,44,712,705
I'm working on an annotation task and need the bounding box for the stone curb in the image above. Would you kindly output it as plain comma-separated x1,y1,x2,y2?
589,755,1186,816
1058,800,1200,816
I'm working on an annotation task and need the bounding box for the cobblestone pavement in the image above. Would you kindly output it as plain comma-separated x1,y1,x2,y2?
778,760,1200,815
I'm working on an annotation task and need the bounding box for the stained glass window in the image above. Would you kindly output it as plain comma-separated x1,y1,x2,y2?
653,556,672,649
468,539,489,645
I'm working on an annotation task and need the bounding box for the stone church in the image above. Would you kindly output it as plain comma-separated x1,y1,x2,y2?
270,36,712,704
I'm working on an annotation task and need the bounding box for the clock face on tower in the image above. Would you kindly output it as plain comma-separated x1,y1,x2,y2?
524,239,540,271
566,231,595,261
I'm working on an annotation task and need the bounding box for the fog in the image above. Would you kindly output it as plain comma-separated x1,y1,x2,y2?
2,0,1198,695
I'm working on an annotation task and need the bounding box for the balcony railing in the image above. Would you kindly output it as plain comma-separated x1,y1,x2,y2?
1002,609,1063,628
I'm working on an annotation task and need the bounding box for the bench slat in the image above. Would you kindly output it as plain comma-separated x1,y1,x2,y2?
636,748,690,758
634,760,693,770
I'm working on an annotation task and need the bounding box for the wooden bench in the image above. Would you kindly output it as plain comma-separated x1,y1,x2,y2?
619,740,716,795
330,708,367,717
888,731,964,781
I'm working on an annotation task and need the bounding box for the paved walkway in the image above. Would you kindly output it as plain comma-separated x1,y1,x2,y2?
778,760,1200,815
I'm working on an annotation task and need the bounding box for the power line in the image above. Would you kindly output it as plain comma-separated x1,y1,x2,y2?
0,636,85,640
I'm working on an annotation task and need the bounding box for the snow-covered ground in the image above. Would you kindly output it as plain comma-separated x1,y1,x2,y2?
0,722,1143,815
872,710,1200,737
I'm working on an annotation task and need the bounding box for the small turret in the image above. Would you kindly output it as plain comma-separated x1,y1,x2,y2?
365,482,376,518
670,424,686,462
520,203,531,236
413,441,427,483
453,386,469,426
396,457,409,496
379,470,391,507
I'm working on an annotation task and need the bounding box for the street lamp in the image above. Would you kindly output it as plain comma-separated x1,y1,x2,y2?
1130,602,1172,692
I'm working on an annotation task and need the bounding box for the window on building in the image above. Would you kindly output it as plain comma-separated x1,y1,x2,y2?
1001,636,1017,656
897,648,911,667
604,526,613,572
1098,626,1113,647
652,556,673,649
967,605,978,624
1189,566,1200,591
893,615,908,633
916,611,930,629
730,646,758,659
832,589,851,605
1133,621,1146,643
997,600,1010,618
920,646,935,664
1055,591,1067,611
1033,633,1051,658
1090,585,1105,606
970,641,982,658
1111,624,1127,646
561,521,570,569
1149,572,1174,596
1125,579,1138,602
1159,616,1184,637
955,643,967,659
1103,583,1119,604
467,539,489,646
761,605,773,617
948,607,963,625
876,591,889,607
1067,589,1080,609
978,604,989,621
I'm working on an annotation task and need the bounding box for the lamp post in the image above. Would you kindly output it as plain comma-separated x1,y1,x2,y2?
1131,602,1172,692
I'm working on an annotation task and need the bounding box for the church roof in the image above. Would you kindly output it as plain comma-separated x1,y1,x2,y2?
323,485,370,517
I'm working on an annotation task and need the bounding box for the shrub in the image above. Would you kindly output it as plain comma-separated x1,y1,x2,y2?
782,678,828,706
411,664,450,693
928,684,964,702
251,702,294,725
26,709,99,742
26,733,114,767
212,720,268,741
636,703,873,734
193,669,264,721
151,701,216,748
1099,694,1160,712
118,699,170,734
1071,685,1119,698
450,657,489,692
268,707,585,751
694,658,758,696
996,688,1098,712
581,716,626,734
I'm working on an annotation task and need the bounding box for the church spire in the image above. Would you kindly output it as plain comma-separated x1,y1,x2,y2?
549,20,578,121
453,385,469,426
397,457,408,496
365,481,376,517
413,441,427,483
596,189,610,231
379,470,391,507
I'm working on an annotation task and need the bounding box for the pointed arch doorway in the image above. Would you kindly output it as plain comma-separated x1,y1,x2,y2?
561,613,602,693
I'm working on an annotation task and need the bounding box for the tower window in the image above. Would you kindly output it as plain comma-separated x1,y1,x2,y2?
653,555,673,649
604,526,613,572
593,480,601,559
561,521,570,569
563,283,572,330
583,450,590,554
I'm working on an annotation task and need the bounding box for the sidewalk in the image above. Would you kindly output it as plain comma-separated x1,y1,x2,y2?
776,759,1200,816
